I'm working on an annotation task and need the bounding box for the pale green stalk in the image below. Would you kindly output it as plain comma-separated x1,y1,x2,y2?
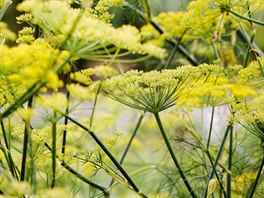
154,113,197,198
51,112,57,188
57,111,148,198
108,112,145,187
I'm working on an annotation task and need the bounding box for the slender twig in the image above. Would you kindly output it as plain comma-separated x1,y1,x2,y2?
51,113,57,188
108,112,145,187
227,125,233,197
44,142,110,197
236,30,264,57
202,124,232,198
124,0,199,66
20,97,33,181
61,161,110,197
154,113,197,198
89,84,102,129
205,150,227,198
164,29,188,69
206,107,215,149
1,120,9,150
56,111,148,198
61,72,71,157
229,10,264,26
239,23,264,77
247,153,264,198
0,0,12,21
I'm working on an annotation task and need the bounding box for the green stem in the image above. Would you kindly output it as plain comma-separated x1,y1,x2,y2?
20,97,33,181
124,0,199,66
205,150,227,198
61,161,110,197
89,84,102,129
230,10,264,26
140,0,151,21
206,107,215,149
243,4,254,68
0,0,12,21
51,115,57,188
44,142,109,197
247,153,264,198
154,113,197,198
227,125,233,197
108,112,145,187
1,120,9,150
236,30,264,57
212,41,223,68
61,72,71,157
202,125,231,198
239,23,264,77
243,33,255,68
164,29,188,69
0,142,18,179
57,112,147,198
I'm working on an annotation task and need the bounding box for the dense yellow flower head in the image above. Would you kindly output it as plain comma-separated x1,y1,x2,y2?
17,0,167,60
177,64,256,107
0,39,70,109
238,58,264,88
102,64,226,113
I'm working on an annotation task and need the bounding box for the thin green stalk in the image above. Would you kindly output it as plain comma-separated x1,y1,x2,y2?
154,113,197,198
237,30,264,57
28,126,37,193
61,161,110,198
247,153,264,198
239,23,264,77
61,72,71,157
243,4,255,68
206,107,215,149
108,112,145,187
57,111,147,198
0,121,19,179
227,125,233,197
0,0,12,21
1,121,9,150
124,0,199,66
202,125,231,198
0,142,18,179
20,97,33,181
205,150,227,198
44,142,109,197
229,10,264,26
243,33,255,68
212,41,223,68
51,113,57,188
140,0,151,21
164,29,188,69
89,84,102,129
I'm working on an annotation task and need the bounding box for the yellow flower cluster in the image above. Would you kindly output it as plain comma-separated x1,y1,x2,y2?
68,65,118,101
17,0,167,60
238,58,264,88
36,93,68,113
140,0,262,46
102,63,259,112
102,69,180,113
140,12,188,46
16,27,35,44
87,0,123,22
0,39,70,107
